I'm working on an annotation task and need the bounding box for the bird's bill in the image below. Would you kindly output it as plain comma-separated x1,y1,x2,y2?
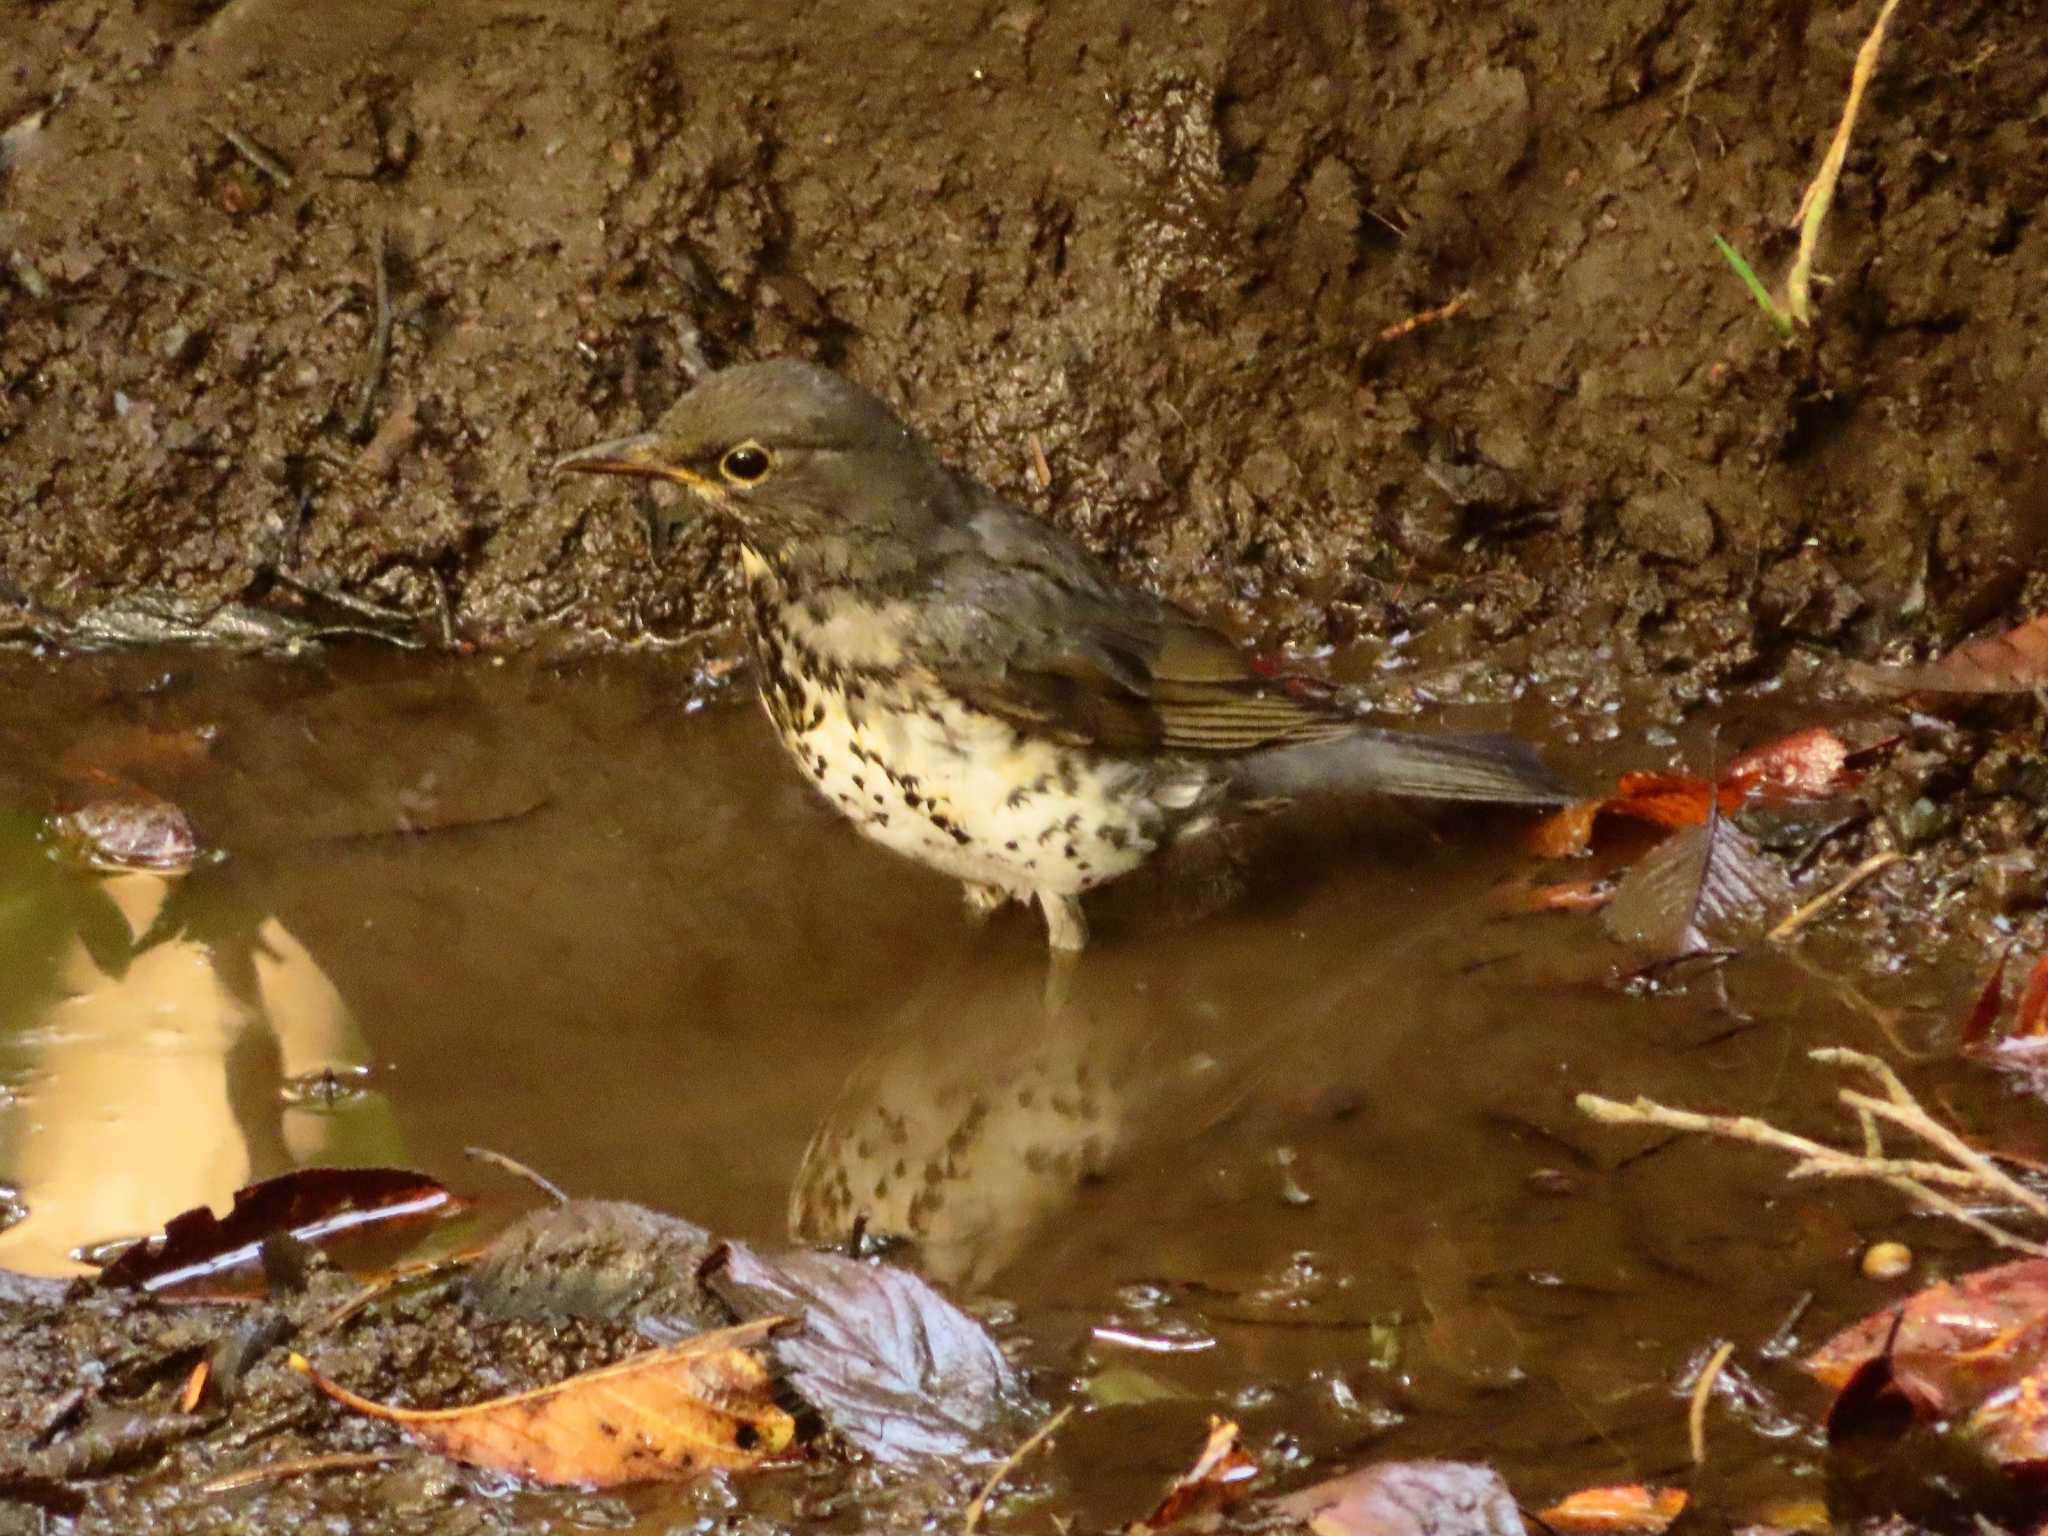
551,432,719,495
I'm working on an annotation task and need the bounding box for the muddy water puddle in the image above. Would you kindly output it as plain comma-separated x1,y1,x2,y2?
0,646,2011,1524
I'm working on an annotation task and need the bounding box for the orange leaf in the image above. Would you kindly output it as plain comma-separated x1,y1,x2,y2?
291,1318,796,1487
1609,771,1728,828
1538,1485,1688,1535
1722,727,1854,800
1529,799,1602,858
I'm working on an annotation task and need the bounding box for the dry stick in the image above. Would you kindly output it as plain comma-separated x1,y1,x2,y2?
215,123,294,187
1688,1341,1734,1466
1784,0,1903,323
1768,851,1906,942
1027,432,1053,493
962,1404,1075,1536
1580,1045,2048,1257
464,1145,570,1206
1377,290,1473,344
348,225,394,440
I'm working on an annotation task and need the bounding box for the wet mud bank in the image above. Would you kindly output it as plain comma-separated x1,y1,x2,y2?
4,2,2048,1532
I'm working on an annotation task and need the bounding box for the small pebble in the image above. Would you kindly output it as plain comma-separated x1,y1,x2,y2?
1861,1240,1913,1281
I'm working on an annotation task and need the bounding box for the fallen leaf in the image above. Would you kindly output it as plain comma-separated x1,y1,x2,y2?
1537,1485,1688,1535
292,1317,794,1486
1271,1461,1525,1536
1808,1259,2048,1453
1129,1417,1258,1534
47,781,199,873
2017,955,2048,1040
1850,613,2048,694
1529,799,1603,859
1961,954,2048,1081
96,1167,471,1298
1530,773,1735,858
1601,805,1793,958
1961,949,2015,1052
709,1241,1033,1470
1723,727,1855,800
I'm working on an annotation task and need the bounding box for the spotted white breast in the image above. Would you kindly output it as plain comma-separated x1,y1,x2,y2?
738,547,1205,901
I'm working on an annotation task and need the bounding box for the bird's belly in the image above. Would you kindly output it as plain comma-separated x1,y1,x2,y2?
772,685,1163,896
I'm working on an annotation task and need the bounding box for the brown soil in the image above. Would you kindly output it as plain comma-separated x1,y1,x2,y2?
5,0,2043,666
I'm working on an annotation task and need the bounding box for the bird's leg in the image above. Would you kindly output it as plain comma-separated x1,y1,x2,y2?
1039,891,1089,953
961,882,1011,922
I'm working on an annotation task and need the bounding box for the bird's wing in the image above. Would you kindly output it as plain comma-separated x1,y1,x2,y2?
915,503,1355,755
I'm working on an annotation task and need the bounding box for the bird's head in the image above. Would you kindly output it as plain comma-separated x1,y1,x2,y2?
553,360,960,560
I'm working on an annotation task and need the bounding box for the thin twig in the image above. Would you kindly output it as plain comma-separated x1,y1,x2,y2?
1377,290,1473,344
1768,851,1906,941
1027,433,1052,492
1688,1341,1733,1465
963,1404,1074,1535
201,1450,398,1494
215,123,295,187
347,225,394,440
1784,0,1903,323
464,1145,569,1206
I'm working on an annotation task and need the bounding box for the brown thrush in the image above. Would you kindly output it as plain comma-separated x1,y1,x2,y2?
557,360,1569,950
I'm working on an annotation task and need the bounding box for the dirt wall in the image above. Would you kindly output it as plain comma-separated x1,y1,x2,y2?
3,0,2043,677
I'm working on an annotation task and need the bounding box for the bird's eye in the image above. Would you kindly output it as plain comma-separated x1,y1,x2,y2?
720,442,772,484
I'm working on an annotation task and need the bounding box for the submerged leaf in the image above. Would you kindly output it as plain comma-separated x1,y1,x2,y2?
1850,614,2048,694
1271,1461,1525,1536
709,1241,1033,1469
1808,1258,2048,1462
1129,1417,1258,1534
1537,1485,1688,1535
291,1318,794,1487
96,1167,470,1298
1722,727,1855,800
1601,809,1792,958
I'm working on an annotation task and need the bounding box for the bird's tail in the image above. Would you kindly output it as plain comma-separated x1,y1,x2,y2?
1237,728,1574,806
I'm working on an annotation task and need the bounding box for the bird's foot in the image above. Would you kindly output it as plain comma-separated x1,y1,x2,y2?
1039,892,1089,953
961,882,1012,922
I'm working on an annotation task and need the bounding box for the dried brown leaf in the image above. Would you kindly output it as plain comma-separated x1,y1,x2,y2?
291,1317,795,1487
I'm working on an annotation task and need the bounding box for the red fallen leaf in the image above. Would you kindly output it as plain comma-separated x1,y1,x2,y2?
95,1167,472,1298
1808,1259,2048,1452
1962,949,2015,1051
1270,1461,1525,1536
1529,773,1732,858
1130,1417,1258,1534
1537,1485,1688,1535
1723,726,1855,800
1850,613,2048,695
291,1317,795,1486
2017,955,2048,1040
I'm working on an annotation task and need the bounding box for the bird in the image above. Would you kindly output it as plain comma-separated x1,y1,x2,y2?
555,360,1570,951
